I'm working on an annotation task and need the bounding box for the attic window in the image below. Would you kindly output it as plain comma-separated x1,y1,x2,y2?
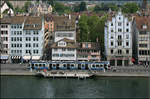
142,25,147,29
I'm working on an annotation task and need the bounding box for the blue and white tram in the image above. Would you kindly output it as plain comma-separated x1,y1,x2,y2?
28,61,110,71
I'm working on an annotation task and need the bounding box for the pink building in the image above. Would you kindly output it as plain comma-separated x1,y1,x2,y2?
77,42,101,62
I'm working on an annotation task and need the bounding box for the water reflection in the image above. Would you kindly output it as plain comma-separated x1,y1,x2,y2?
0,76,149,98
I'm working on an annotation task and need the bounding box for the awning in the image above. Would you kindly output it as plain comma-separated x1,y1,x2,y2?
32,56,40,60
23,56,41,60
23,56,31,60
0,56,8,60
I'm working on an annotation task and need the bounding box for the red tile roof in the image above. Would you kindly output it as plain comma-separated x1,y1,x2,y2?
135,16,150,31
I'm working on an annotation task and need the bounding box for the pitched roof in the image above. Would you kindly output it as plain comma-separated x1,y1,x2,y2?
23,16,42,30
10,16,26,24
0,17,11,24
135,15,150,31
53,15,76,31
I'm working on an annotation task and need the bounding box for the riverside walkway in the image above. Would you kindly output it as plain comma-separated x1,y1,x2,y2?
0,63,150,77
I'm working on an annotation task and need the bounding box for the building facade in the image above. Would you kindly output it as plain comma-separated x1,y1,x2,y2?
54,15,76,42
2,16,45,63
0,17,11,63
105,11,132,66
51,38,77,61
133,15,150,65
77,42,101,62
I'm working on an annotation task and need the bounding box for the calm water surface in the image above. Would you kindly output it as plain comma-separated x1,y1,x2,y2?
1,76,149,98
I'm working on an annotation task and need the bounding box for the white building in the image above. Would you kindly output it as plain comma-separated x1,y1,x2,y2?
22,16,44,61
105,11,132,66
8,16,44,63
51,38,77,61
0,17,11,63
53,16,76,42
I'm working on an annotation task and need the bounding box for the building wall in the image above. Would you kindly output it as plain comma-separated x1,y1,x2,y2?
0,24,10,58
54,31,76,42
105,11,132,66
52,48,77,61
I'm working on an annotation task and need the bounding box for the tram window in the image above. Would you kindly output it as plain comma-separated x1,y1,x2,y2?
63,64,66,67
39,64,42,67
92,65,95,67
81,64,84,67
35,64,38,67
96,65,99,67
56,64,59,67
100,65,103,67
71,64,74,67
43,64,45,67
49,64,52,67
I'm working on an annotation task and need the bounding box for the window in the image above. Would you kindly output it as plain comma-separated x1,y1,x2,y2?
118,50,122,54
26,50,31,54
26,37,31,41
139,44,147,47
127,23,129,26
20,37,22,41
139,31,147,35
25,43,31,47
111,29,113,32
111,42,113,46
118,41,122,46
33,31,39,35
118,28,122,32
126,29,129,32
33,43,38,47
126,34,129,39
33,37,38,41
118,22,122,26
111,49,113,54
20,31,22,35
118,35,122,40
126,42,129,46
33,50,38,54
17,31,20,35
14,31,16,35
111,35,113,39
111,23,113,26
126,50,129,54
119,17,121,20
26,30,31,35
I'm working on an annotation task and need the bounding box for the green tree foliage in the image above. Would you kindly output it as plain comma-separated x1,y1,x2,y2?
73,2,87,12
78,14,108,42
54,2,72,15
14,6,24,14
22,2,31,13
94,3,118,12
47,0,54,7
121,3,139,13
78,14,108,59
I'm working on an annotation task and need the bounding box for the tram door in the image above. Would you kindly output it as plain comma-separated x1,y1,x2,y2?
49,64,52,70
85,64,88,70
67,64,70,69
78,64,81,70
56,64,59,69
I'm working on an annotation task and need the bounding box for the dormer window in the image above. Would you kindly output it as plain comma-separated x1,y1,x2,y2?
58,41,66,47
142,25,147,29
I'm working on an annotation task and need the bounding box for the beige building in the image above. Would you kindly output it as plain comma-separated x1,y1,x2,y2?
133,15,150,65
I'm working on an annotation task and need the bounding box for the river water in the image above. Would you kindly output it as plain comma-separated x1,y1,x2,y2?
1,76,149,98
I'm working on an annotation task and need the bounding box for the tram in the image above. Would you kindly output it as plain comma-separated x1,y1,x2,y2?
27,61,110,71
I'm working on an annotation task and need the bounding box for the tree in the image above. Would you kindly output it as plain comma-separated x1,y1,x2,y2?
54,2,72,15
73,2,87,12
78,15,89,42
121,3,139,13
22,1,31,13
